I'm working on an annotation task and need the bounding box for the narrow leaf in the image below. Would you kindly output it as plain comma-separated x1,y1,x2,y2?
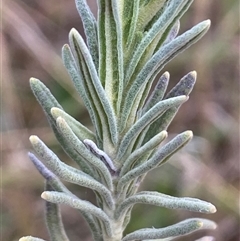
56,117,113,190
137,0,167,32
124,0,191,84
69,28,118,145
41,191,113,237
117,131,193,191
28,152,73,195
75,0,99,67
98,0,124,112
119,131,167,175
122,218,217,241
165,71,197,98
124,0,140,48
141,71,170,115
120,20,210,130
28,152,101,239
30,78,95,175
62,44,102,141
115,191,216,219
117,96,188,160
45,183,69,241
30,77,62,113
163,20,180,45
143,71,197,144
29,135,114,208
19,237,47,241
51,107,95,142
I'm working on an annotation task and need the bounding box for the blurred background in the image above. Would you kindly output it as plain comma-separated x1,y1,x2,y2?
1,0,239,240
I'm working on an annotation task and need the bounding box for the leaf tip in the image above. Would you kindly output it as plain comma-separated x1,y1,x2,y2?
51,107,60,119
191,70,197,79
41,191,48,200
29,77,37,84
162,130,168,138
29,135,39,145
200,19,211,31
185,130,193,138
69,28,79,38
210,204,217,213
164,71,170,78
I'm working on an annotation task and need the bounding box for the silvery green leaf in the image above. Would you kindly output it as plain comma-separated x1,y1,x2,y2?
120,20,210,130
137,0,168,32
75,0,98,68
152,0,193,55
61,44,102,142
83,139,117,175
124,0,168,65
115,191,216,219
117,131,193,191
69,28,118,146
143,70,197,144
165,71,197,99
56,117,113,190
141,71,170,115
117,96,188,160
124,0,192,84
29,78,95,175
29,135,114,208
122,218,217,241
28,150,101,237
30,78,63,112
41,191,113,237
45,183,70,241
28,152,73,195
98,0,124,112
119,131,167,175
51,107,95,142
123,0,140,48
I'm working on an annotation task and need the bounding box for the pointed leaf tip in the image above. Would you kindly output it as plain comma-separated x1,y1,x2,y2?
69,28,79,38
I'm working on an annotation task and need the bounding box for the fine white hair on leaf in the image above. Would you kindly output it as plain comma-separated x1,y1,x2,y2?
83,139,117,174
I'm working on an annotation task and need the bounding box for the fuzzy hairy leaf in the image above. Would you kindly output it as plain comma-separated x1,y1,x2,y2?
143,71,197,144
115,191,216,219
45,183,70,241
41,191,113,237
23,1,216,241
122,218,217,241
117,131,193,191
117,95,188,160
120,20,210,131
75,0,99,67
69,28,118,146
30,135,114,207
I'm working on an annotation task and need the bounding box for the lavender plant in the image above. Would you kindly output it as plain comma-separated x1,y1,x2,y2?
20,0,217,240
